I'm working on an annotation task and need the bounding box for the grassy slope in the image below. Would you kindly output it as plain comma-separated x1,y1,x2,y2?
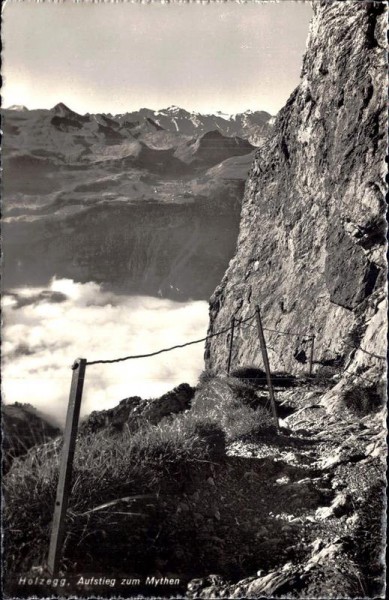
3,377,272,586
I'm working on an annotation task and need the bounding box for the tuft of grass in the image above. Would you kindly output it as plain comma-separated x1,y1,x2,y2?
198,368,218,384
312,365,340,387
193,375,273,441
341,384,384,416
344,322,367,351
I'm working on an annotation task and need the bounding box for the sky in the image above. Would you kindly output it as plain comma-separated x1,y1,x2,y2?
2,0,313,115
2,279,209,426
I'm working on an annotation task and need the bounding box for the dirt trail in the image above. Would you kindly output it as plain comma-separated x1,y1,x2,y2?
187,382,386,598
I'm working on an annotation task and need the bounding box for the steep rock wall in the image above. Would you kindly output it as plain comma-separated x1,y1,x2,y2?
205,1,387,389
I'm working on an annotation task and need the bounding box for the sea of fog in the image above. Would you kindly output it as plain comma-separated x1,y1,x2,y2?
2,278,209,427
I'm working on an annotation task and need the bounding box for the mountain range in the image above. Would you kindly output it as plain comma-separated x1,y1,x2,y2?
2,104,273,299
6,103,273,144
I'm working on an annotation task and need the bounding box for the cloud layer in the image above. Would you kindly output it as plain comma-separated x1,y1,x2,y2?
2,279,209,427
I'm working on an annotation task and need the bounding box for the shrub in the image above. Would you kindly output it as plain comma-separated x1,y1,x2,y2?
342,384,384,416
230,366,267,384
198,368,218,385
313,364,340,386
192,376,273,442
231,366,298,389
344,322,367,350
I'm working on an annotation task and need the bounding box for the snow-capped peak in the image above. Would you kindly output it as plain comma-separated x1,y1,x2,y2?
6,104,28,111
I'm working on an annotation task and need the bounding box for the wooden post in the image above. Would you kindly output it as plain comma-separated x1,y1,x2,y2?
227,316,235,375
308,335,315,376
47,358,87,575
255,306,280,433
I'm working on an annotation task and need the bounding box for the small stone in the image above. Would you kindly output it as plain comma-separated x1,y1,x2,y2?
366,442,382,457
346,513,358,526
276,476,290,485
194,512,204,521
244,470,261,480
315,492,352,520
187,578,206,592
311,538,324,552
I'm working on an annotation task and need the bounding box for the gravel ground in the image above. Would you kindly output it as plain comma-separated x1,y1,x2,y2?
187,382,386,598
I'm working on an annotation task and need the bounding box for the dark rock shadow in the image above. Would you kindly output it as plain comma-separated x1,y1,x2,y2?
231,367,299,389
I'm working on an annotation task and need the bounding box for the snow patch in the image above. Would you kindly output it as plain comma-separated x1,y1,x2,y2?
190,114,201,128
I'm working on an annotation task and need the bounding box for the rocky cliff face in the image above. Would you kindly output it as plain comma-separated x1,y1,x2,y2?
206,1,387,399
